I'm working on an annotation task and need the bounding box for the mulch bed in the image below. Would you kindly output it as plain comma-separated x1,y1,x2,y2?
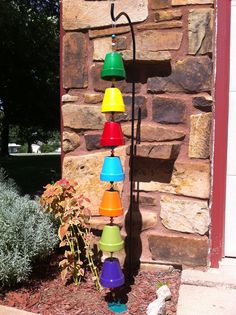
0,254,181,315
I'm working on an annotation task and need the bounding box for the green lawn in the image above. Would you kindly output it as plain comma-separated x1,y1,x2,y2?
0,154,61,196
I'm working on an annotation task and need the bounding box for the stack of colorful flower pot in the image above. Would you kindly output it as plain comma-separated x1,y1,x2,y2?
99,34,126,290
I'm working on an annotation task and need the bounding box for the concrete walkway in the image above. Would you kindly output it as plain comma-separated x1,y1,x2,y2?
0,305,37,315
177,258,236,315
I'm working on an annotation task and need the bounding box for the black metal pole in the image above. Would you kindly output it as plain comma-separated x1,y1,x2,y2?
110,3,136,277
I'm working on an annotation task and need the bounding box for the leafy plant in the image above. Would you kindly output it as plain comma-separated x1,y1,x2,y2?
18,143,28,153
0,168,58,287
40,143,58,153
0,167,18,192
40,178,101,290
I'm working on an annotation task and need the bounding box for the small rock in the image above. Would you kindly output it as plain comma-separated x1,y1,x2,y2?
156,285,172,301
148,56,212,93
147,298,166,315
62,104,106,130
150,0,171,9
122,50,171,63
84,93,103,104
192,95,212,111
93,37,111,61
148,233,209,266
152,96,186,124
84,134,102,151
189,112,212,159
63,131,80,153
63,0,149,30
63,32,88,89
127,142,181,160
160,195,210,235
136,30,183,51
188,9,213,55
122,122,185,142
146,285,172,315
154,9,182,22
62,94,79,102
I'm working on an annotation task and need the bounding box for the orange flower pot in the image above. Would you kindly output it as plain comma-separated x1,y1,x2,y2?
99,190,123,217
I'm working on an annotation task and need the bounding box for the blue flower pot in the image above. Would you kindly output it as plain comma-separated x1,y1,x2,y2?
100,156,125,182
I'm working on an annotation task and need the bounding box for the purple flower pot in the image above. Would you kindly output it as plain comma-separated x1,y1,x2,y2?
100,257,125,289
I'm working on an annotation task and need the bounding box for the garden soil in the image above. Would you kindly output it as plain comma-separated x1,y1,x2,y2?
0,254,181,315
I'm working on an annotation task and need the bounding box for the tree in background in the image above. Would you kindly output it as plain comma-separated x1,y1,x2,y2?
0,0,59,156
9,126,60,153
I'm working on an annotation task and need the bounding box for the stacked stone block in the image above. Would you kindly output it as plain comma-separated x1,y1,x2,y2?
62,0,214,268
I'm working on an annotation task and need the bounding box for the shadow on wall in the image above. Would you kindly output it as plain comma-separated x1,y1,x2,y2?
123,106,178,283
92,60,172,92
133,157,175,183
124,106,142,282
125,61,172,84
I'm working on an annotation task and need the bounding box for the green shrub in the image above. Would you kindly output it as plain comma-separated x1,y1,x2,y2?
18,143,28,153
40,143,57,153
0,168,18,192
0,168,58,287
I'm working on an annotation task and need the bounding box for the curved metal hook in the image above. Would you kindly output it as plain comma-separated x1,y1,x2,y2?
111,3,116,22
110,3,135,63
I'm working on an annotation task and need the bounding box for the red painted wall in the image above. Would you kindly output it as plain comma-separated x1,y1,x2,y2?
210,0,231,267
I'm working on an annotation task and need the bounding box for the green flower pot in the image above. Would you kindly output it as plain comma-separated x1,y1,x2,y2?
99,225,124,253
101,52,126,81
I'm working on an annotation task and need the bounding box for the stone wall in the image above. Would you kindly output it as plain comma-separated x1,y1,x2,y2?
61,0,214,268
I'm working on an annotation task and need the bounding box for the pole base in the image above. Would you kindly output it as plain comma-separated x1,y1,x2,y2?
108,301,128,313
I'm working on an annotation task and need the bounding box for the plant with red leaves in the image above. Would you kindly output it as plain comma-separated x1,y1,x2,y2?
40,178,101,290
